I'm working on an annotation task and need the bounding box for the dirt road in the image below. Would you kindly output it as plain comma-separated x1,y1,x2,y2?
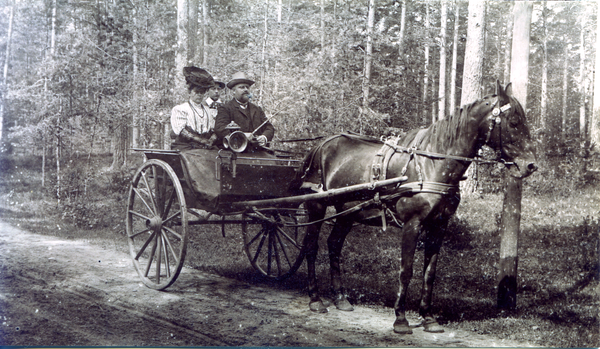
0,221,537,347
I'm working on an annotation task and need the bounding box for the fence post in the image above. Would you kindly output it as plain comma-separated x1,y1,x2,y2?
497,175,522,308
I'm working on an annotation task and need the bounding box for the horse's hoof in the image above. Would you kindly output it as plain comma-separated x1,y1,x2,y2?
334,297,354,311
393,319,413,334
309,300,328,313
422,318,444,333
321,298,333,307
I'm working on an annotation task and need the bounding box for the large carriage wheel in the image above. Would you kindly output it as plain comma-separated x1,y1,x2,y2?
126,159,188,290
242,208,307,280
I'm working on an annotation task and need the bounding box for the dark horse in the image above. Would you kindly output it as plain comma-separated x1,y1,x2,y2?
298,81,537,334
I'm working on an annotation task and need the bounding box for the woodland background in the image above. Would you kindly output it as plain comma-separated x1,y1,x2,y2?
0,0,599,196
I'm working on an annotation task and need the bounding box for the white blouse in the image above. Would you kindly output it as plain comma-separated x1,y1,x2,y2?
170,100,217,136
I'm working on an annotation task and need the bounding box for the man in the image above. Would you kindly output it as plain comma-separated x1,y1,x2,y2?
214,72,274,149
171,66,225,151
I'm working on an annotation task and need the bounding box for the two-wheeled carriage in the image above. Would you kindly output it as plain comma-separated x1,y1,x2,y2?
126,146,407,290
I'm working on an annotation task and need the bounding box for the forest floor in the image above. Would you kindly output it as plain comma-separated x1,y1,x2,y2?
0,220,540,347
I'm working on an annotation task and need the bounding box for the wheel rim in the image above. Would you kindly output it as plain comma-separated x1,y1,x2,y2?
242,208,307,280
126,159,188,290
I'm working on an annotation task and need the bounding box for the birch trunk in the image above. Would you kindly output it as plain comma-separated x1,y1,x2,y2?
0,2,14,143
176,0,189,95
460,0,485,106
422,2,430,124
539,4,548,164
592,3,600,151
503,2,513,82
460,0,486,195
362,0,375,109
449,1,459,115
189,0,198,63
259,0,268,102
438,1,447,121
562,43,569,140
579,15,587,148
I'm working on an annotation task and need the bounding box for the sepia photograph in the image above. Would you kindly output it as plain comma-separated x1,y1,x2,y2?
0,0,598,347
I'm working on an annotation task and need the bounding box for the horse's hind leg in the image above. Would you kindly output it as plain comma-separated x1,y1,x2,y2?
419,222,446,333
327,216,354,311
304,200,328,313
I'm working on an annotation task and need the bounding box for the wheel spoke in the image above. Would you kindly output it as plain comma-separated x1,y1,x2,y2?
275,226,301,249
272,231,283,276
252,230,268,264
163,225,183,240
143,232,159,277
129,228,152,239
267,230,273,275
162,228,180,264
163,210,182,225
141,169,158,215
274,228,293,268
161,233,171,278
161,187,176,220
245,225,265,248
129,209,152,222
135,230,157,260
156,230,162,283
133,188,155,216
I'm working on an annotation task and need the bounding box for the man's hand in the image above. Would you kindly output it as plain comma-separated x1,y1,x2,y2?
256,135,268,147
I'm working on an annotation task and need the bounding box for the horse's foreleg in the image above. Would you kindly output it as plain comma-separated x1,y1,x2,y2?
393,216,422,334
327,217,354,311
304,201,328,313
419,224,446,333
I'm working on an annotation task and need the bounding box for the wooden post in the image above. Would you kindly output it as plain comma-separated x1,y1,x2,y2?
498,175,522,308
498,1,532,309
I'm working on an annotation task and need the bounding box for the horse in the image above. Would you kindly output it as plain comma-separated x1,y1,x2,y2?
297,81,537,334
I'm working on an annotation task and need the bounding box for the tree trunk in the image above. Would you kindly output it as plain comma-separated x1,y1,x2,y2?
562,43,569,141
398,0,406,56
132,6,139,148
438,1,447,121
362,0,375,109
449,1,459,116
176,0,189,95
460,0,485,106
277,0,282,23
498,1,532,310
579,14,587,148
422,2,430,124
503,2,513,83
202,0,208,65
539,4,548,165
592,3,600,151
259,0,268,102
110,118,129,171
460,0,486,195
0,1,14,144
320,0,325,57
188,0,199,63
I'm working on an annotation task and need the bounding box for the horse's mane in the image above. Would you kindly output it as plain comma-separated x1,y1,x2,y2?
402,94,525,152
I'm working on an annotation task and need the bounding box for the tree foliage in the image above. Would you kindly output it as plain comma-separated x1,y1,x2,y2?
0,0,597,190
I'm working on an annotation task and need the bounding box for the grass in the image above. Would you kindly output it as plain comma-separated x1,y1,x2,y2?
0,153,598,347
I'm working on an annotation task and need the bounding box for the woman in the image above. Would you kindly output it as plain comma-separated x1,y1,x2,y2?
171,66,225,151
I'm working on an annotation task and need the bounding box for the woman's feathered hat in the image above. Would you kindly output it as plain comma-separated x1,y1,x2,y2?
183,66,225,89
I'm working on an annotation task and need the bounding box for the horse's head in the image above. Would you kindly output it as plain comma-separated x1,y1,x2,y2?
480,81,537,178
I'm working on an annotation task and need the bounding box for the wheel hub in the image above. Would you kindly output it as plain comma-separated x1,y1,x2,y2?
146,216,163,232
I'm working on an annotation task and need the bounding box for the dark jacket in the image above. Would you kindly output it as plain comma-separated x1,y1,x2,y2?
214,99,274,142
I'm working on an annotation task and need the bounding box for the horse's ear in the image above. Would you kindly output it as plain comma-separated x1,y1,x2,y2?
505,82,513,97
496,80,503,95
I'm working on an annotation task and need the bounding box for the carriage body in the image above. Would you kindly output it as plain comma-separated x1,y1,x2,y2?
141,148,302,214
